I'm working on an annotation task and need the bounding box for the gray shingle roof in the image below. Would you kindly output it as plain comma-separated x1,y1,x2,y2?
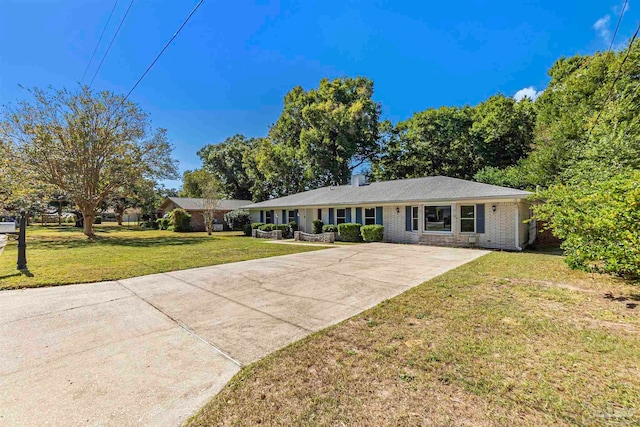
163,197,253,211
242,176,531,209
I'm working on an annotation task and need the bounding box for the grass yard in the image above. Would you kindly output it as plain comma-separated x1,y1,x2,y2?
0,225,324,290
187,250,640,427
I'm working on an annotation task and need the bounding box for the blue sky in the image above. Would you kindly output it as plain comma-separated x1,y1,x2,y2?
1,0,636,189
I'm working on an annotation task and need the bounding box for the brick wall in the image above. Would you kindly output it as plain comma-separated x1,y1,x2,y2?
187,210,229,232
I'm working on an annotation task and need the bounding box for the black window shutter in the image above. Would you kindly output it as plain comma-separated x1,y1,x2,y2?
405,206,412,231
476,204,485,234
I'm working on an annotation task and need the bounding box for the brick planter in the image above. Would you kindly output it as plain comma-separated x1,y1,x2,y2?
294,231,335,243
252,229,283,240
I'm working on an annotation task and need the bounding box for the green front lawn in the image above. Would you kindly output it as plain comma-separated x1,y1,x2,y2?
0,225,324,290
187,251,640,427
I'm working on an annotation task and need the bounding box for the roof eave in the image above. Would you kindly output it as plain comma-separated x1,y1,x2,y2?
243,193,532,209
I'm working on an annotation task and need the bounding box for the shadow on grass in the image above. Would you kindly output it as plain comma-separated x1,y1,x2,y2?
604,292,640,309
32,236,218,249
525,244,564,256
27,225,147,234
0,269,34,280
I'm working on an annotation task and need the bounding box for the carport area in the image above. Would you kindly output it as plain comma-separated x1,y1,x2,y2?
0,243,487,426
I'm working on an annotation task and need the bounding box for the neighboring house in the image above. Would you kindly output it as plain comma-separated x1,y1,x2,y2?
159,197,252,231
242,175,534,251
101,207,142,223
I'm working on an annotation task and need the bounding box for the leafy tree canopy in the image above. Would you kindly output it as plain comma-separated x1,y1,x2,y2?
0,86,177,237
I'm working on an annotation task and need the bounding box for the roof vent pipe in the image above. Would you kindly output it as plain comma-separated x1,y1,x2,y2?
351,174,367,187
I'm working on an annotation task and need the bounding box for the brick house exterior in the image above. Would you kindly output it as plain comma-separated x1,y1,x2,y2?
158,197,252,232
243,176,535,251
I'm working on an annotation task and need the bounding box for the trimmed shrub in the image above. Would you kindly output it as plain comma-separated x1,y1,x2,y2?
94,216,102,224
276,224,290,237
338,223,362,242
156,217,170,230
361,225,384,242
168,208,192,232
224,209,252,230
242,223,253,236
289,221,298,232
251,222,265,230
322,224,338,233
312,219,324,234
259,223,276,232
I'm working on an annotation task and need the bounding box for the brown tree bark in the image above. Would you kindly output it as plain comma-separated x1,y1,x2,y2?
83,213,96,237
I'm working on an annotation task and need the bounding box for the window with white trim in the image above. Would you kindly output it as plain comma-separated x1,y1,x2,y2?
288,210,296,223
336,208,346,225
411,206,419,231
460,205,475,233
265,211,272,224
424,206,451,232
364,208,376,225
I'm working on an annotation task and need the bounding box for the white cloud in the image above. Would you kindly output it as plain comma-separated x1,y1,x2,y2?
613,2,630,15
514,87,542,102
593,15,612,42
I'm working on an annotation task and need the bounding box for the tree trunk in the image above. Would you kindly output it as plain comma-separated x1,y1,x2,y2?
116,214,123,226
83,213,96,238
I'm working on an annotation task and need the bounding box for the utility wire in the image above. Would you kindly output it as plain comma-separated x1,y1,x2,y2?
609,0,629,51
588,21,639,138
88,0,135,87
80,0,119,83
123,0,205,102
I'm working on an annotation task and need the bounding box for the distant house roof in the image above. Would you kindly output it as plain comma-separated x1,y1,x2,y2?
160,197,253,211
242,176,531,209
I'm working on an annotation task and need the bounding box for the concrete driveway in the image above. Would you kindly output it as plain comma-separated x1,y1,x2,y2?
0,243,487,426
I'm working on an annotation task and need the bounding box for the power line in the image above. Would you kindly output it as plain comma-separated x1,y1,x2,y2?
123,0,205,102
609,0,629,51
588,22,639,138
80,0,120,83
88,0,135,87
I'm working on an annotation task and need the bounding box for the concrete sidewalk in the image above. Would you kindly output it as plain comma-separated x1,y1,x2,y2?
0,243,487,426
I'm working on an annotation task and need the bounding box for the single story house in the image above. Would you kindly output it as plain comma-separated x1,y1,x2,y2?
159,197,252,231
242,175,535,251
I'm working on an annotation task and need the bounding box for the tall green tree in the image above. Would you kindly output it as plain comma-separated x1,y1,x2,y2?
525,40,638,186
269,77,381,188
250,137,309,198
197,134,256,200
0,86,177,237
180,169,211,198
475,39,639,189
371,106,476,180
471,94,536,168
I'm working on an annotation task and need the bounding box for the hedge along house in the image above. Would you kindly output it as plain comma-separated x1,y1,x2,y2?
243,175,535,251
159,197,252,232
